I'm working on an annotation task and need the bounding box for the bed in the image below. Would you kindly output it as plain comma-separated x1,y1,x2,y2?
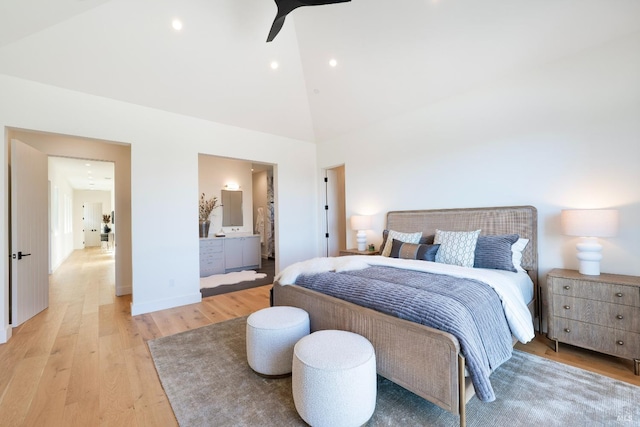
272,205,538,427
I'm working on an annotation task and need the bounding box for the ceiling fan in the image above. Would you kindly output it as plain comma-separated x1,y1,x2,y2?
266,0,352,42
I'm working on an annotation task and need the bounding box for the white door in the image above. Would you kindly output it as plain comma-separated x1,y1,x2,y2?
83,202,102,247
325,166,346,257
11,139,49,326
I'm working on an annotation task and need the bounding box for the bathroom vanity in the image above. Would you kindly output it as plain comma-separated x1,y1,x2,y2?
199,234,261,277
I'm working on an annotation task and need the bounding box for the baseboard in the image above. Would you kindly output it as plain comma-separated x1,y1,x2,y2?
0,324,12,344
130,292,202,316
116,285,132,297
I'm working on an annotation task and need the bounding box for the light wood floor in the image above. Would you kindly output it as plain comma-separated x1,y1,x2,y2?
1,248,637,426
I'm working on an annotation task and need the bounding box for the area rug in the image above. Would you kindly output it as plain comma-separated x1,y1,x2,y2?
200,270,267,289
200,259,275,297
148,317,640,427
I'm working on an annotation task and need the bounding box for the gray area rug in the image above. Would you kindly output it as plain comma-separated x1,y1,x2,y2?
148,317,640,426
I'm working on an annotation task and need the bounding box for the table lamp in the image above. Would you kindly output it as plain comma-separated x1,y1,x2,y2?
350,215,372,252
561,209,619,275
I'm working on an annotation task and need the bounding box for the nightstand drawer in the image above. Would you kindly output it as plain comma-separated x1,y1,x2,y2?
553,319,640,359
552,296,640,333
551,278,640,307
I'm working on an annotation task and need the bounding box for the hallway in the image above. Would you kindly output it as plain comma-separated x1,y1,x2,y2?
0,247,270,426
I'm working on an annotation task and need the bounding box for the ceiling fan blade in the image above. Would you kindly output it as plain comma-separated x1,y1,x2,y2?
266,15,287,42
266,0,351,42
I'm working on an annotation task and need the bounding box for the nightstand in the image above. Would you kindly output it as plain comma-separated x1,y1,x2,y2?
546,268,640,375
339,249,380,256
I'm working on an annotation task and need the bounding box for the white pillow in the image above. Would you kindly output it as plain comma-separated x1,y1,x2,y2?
381,230,422,257
511,238,529,273
434,229,481,268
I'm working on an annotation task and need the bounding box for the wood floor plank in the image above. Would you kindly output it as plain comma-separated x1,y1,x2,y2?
131,312,163,343
65,312,99,408
0,354,48,426
98,332,138,427
20,334,77,426
150,305,213,337
123,344,178,427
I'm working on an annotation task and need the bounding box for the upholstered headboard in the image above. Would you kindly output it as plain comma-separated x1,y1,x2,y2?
386,205,538,288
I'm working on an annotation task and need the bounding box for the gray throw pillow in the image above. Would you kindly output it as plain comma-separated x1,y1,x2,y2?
474,234,519,272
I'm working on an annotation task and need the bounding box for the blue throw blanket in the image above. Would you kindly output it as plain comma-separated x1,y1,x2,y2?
295,265,513,402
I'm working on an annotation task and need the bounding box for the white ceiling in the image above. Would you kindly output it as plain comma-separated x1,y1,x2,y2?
1,0,639,143
49,156,114,191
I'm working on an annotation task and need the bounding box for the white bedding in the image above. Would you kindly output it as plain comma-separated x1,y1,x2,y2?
275,255,535,343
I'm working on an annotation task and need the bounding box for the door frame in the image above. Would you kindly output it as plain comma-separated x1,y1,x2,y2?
2,129,132,343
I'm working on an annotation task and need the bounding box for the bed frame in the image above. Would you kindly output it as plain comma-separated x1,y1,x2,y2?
272,205,538,427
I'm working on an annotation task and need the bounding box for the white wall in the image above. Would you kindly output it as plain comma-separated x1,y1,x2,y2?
198,155,253,235
318,34,640,287
48,159,75,272
0,74,318,342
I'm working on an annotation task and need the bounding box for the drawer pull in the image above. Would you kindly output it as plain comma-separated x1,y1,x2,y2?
617,340,624,346
616,315,624,320
564,328,571,333
563,285,570,290
563,305,570,310
616,292,623,297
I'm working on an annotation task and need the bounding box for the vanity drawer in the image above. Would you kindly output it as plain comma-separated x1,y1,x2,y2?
552,295,640,333
551,278,640,307
200,239,223,254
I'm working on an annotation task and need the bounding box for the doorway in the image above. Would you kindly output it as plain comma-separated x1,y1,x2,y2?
324,165,346,257
197,154,277,296
7,128,131,310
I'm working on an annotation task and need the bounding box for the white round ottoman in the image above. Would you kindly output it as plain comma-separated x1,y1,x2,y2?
292,330,377,427
246,306,310,377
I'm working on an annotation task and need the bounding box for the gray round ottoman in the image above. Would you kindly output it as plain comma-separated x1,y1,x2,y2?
292,330,377,427
246,306,310,377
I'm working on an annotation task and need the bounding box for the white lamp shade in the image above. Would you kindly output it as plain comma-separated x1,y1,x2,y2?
350,215,372,231
561,209,619,238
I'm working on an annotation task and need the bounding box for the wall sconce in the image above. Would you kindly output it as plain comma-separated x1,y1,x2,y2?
350,215,372,252
224,183,240,191
561,209,619,275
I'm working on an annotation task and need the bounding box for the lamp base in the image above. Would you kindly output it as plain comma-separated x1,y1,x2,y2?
576,237,602,276
356,230,367,252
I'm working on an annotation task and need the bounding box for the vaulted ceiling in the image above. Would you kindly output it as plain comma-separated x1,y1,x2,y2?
1,0,639,143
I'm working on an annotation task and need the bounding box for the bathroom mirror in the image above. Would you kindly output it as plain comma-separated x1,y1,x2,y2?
222,190,243,226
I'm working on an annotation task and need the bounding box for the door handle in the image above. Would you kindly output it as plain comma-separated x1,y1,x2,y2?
13,251,31,260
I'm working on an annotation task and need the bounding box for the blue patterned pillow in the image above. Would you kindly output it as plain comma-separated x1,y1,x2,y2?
434,229,481,268
390,239,440,261
474,234,519,272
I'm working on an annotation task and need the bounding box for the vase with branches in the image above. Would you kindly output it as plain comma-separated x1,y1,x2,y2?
102,214,111,233
199,193,219,237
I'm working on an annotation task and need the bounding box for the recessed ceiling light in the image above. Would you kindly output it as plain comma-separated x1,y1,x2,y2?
172,19,183,31
85,163,91,167
329,59,338,67
270,61,279,70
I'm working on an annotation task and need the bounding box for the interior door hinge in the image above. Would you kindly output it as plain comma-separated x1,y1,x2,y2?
325,205,329,210
324,177,328,183
325,233,329,238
